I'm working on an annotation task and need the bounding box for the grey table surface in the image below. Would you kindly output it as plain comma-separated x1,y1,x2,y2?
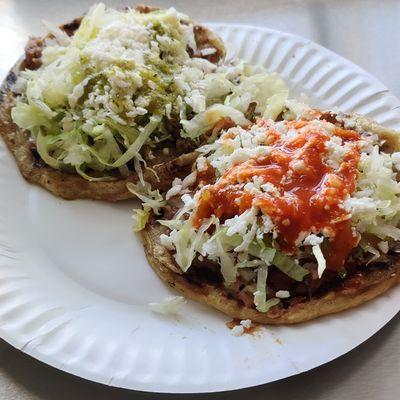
0,0,399,399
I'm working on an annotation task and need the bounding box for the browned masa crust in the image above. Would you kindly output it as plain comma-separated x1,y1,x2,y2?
140,115,400,324
141,222,400,324
0,12,225,201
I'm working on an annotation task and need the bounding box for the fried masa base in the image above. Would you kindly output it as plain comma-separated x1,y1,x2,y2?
141,221,400,324
141,113,400,324
0,14,225,201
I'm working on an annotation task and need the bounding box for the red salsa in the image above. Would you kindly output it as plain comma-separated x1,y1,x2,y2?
194,119,361,271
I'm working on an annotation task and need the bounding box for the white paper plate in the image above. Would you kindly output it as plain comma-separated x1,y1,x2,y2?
0,24,399,394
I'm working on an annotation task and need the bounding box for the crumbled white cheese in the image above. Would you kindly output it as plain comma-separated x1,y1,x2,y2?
291,159,306,171
182,171,197,188
275,290,290,299
303,234,324,246
244,181,261,194
210,146,272,174
181,23,197,51
378,241,389,254
225,207,258,236
256,214,274,240
197,156,208,172
185,89,206,113
165,103,172,118
230,325,245,336
240,319,252,329
325,136,346,169
199,47,217,56
344,197,376,215
313,244,327,278
185,57,217,73
166,184,183,200
260,182,280,196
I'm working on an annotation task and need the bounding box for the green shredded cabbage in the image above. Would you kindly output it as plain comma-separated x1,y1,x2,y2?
253,265,281,313
249,240,276,265
170,217,215,272
272,251,309,282
158,93,400,314
181,104,250,139
157,219,184,230
132,208,150,232
257,298,280,313
127,182,165,215
348,146,400,241
127,182,165,232
12,3,288,181
254,266,268,311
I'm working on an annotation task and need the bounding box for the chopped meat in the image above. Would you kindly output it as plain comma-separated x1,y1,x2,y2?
268,267,294,292
209,117,236,141
21,18,82,71
22,37,44,70
31,149,46,169
186,258,223,286
166,196,184,212
319,111,340,125
61,18,82,36
176,138,195,154
135,4,157,13
164,117,181,140
245,102,257,121
193,25,221,64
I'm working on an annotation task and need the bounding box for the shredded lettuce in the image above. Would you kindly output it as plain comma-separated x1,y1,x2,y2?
253,266,280,313
181,104,249,139
215,234,237,284
259,298,280,313
11,102,55,131
253,266,268,311
263,90,289,120
272,251,309,282
127,182,165,215
12,3,288,181
210,228,276,265
249,239,276,265
158,92,400,315
132,208,150,232
157,219,184,230
225,71,288,116
312,244,326,278
347,146,400,241
128,181,165,232
171,217,215,272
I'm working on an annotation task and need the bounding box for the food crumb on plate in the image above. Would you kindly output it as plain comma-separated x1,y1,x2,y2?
229,319,254,336
230,325,245,336
149,296,186,315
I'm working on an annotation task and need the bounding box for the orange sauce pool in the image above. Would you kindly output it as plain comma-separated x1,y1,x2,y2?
194,119,361,271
